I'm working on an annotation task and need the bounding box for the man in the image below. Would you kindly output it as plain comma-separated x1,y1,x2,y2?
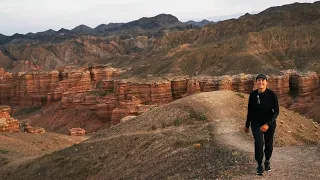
244,74,279,175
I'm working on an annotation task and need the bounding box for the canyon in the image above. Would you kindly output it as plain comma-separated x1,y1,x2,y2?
0,66,319,133
0,2,319,179
0,2,319,133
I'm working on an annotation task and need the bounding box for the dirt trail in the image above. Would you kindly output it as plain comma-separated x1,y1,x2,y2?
192,92,320,179
234,145,320,179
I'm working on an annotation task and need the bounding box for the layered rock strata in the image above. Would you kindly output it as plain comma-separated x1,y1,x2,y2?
69,128,86,136
0,106,19,132
1,68,320,126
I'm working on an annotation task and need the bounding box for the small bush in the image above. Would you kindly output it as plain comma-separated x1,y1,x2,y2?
236,93,244,98
199,114,207,121
0,149,9,154
174,119,182,126
189,109,207,121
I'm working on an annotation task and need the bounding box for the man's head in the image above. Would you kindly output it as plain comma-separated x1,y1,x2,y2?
256,74,267,91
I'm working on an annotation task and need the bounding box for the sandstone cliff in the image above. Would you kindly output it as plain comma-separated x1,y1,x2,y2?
1,68,319,129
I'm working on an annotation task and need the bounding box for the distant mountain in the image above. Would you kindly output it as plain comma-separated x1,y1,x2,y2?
57,28,72,36
24,29,58,40
104,14,187,37
1,2,320,74
0,14,189,45
71,25,93,34
36,29,57,36
93,23,124,34
0,33,8,42
185,19,216,27
121,14,183,29
205,12,253,22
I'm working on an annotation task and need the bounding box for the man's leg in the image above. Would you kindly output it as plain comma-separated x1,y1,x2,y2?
264,123,276,161
264,123,276,171
252,127,264,164
252,127,264,175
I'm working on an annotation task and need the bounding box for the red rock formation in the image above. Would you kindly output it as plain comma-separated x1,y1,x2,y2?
58,69,95,105
171,79,187,100
186,79,201,94
95,95,119,122
69,128,85,136
111,97,151,125
297,72,319,97
218,75,233,91
24,123,45,134
0,70,60,106
114,80,172,104
286,72,320,122
90,65,119,82
231,74,255,94
99,80,115,92
150,82,172,104
2,66,320,126
268,74,290,97
126,82,152,103
0,106,19,132
200,77,220,92
0,68,6,76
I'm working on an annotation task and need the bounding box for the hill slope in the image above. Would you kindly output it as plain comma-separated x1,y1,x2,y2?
1,91,318,179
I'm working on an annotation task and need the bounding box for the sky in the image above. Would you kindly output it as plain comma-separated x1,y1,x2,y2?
0,0,317,36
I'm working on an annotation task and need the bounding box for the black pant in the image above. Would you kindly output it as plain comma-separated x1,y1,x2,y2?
251,123,276,164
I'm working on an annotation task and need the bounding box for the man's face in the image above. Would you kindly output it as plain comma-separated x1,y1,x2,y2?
256,78,267,89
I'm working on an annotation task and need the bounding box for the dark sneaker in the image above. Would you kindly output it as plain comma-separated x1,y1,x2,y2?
256,164,264,175
264,162,271,171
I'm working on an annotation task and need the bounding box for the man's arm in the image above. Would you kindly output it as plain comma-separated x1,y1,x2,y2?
245,94,253,128
266,92,279,126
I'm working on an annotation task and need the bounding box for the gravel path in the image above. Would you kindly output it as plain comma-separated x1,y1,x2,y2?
233,145,320,179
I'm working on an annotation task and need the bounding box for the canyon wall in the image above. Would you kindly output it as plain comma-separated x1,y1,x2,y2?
1,68,319,126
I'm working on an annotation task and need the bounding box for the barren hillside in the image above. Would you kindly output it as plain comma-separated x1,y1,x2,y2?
1,91,318,179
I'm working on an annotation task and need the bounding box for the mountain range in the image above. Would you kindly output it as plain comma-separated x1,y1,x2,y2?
0,1,319,77
0,14,214,45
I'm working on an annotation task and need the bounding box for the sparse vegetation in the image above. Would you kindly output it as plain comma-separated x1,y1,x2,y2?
96,81,103,89
236,93,245,98
173,119,182,126
87,89,110,97
0,149,9,154
12,106,41,117
199,114,207,121
189,109,207,121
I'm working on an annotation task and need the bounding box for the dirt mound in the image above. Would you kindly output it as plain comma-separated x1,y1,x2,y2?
0,132,87,175
16,101,108,134
1,91,319,179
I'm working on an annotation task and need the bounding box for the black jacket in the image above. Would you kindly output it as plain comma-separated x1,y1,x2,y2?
246,88,279,128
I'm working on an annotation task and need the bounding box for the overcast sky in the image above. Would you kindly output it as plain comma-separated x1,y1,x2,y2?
0,0,317,35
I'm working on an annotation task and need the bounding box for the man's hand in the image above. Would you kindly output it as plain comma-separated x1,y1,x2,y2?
244,126,249,133
260,124,269,132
